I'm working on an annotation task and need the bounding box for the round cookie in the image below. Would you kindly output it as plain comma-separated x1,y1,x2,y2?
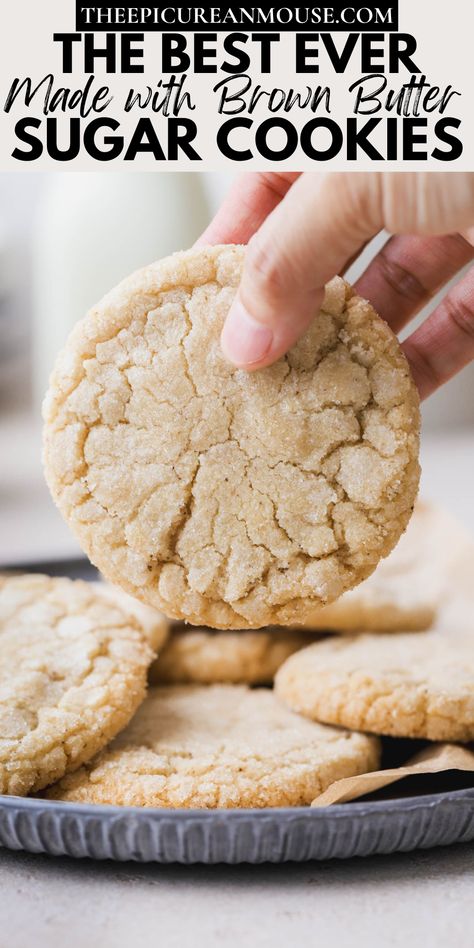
43,245,420,629
93,582,169,651
150,625,316,685
0,574,153,796
275,618,474,742
292,502,463,633
45,684,380,808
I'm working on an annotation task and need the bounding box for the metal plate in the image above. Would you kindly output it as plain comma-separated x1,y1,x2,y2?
1,789,474,863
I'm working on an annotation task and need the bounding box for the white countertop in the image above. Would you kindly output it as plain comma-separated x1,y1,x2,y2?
1,843,473,947
1,411,474,943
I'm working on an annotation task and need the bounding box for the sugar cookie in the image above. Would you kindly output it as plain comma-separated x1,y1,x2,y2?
45,684,380,807
0,574,153,796
43,246,420,628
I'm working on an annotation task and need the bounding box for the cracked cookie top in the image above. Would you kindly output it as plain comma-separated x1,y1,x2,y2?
150,624,316,686
0,574,153,796
93,581,169,651
45,684,380,808
275,603,474,742
43,245,420,629
294,501,462,633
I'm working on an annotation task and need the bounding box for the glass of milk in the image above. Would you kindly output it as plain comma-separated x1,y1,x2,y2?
32,172,210,410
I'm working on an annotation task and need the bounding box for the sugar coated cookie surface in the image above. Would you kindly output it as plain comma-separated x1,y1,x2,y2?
293,502,463,633
43,245,420,629
94,581,169,651
275,608,474,742
45,684,380,808
150,625,316,685
0,574,153,796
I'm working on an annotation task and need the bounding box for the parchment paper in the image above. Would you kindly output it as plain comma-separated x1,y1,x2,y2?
312,742,474,806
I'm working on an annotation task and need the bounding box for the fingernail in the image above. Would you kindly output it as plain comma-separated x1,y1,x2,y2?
221,299,273,367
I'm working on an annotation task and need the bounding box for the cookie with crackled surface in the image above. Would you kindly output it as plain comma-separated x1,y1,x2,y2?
43,245,420,629
0,574,153,797
150,624,316,685
290,502,464,633
275,598,474,742
45,684,380,808
93,581,169,651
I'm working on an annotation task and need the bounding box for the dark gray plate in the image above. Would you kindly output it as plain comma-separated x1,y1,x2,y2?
1,788,474,864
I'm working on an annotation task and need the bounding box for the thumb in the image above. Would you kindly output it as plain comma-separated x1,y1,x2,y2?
221,172,383,369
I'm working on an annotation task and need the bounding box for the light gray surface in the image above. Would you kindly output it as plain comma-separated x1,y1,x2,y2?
0,843,473,948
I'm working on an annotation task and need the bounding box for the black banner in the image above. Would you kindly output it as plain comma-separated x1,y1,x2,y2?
76,2,399,32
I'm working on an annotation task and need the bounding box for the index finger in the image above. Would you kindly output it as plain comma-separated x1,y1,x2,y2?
197,172,300,247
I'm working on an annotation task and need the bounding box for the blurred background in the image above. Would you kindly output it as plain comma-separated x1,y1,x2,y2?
0,170,473,569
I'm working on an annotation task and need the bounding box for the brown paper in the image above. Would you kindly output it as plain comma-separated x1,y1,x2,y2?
311,743,474,807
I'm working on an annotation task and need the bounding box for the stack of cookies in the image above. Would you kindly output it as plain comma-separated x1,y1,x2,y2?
2,245,473,809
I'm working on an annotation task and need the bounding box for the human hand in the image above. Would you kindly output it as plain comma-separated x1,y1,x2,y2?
198,172,474,399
